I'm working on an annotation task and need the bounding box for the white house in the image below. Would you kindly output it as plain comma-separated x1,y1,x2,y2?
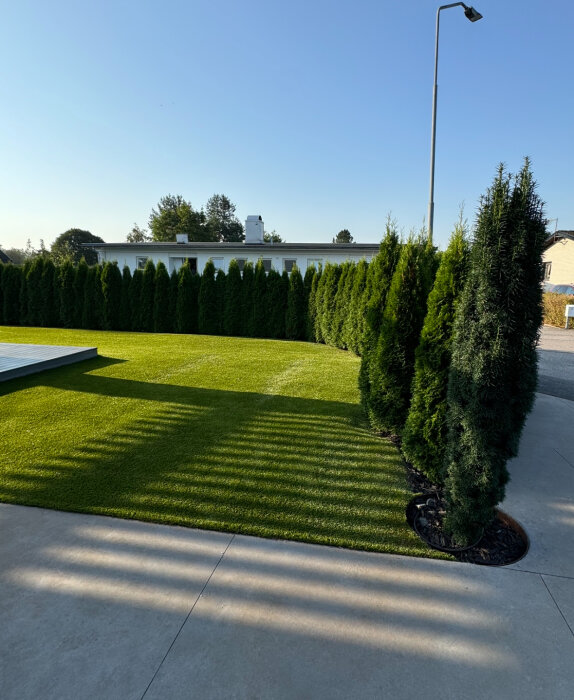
542,230,574,285
89,216,380,275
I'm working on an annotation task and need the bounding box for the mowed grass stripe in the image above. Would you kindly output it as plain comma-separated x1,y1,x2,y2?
0,327,447,559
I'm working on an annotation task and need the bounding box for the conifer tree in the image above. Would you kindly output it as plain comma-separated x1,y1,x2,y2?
82,266,100,329
223,259,243,336
59,260,76,328
140,259,156,332
198,259,218,335
241,262,255,337
190,271,201,333
319,263,342,346
176,263,193,333
367,235,435,435
0,264,4,323
251,259,268,337
2,264,23,325
444,160,546,544
334,262,356,349
39,258,58,327
153,261,171,332
73,259,89,328
358,223,401,406
344,258,368,354
306,267,321,341
312,266,326,343
120,266,132,331
169,267,179,331
285,265,306,340
25,256,45,326
402,221,469,484
100,262,122,330
130,269,144,331
214,268,226,334
265,268,285,339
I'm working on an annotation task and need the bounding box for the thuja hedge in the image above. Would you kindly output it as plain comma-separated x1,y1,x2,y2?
0,257,311,341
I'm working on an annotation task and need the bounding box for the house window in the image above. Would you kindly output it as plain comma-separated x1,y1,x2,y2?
262,258,272,273
136,256,149,270
283,258,297,273
211,257,224,272
236,258,247,272
543,261,551,280
187,257,197,274
307,258,323,271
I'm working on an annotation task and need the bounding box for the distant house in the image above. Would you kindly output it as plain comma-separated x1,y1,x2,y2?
89,216,380,275
542,230,574,285
0,249,13,264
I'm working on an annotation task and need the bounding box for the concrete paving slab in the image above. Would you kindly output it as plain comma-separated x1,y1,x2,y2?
542,575,574,637
0,343,97,382
503,393,574,578
145,535,574,700
0,505,233,700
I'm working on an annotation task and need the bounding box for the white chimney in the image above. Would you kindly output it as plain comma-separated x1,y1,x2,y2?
245,215,264,244
176,233,188,244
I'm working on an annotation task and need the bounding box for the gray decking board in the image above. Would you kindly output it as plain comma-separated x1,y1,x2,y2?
0,343,98,382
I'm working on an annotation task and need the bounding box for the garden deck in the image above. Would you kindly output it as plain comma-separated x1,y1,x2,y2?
0,343,97,382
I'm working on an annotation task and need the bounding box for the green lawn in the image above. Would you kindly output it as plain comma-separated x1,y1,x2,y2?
0,326,446,558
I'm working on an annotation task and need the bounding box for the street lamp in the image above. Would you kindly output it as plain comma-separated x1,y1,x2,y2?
427,3,482,245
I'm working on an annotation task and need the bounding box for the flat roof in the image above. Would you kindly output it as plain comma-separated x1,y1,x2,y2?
88,242,380,251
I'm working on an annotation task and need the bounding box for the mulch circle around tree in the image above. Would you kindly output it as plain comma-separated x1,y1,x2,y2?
405,463,529,566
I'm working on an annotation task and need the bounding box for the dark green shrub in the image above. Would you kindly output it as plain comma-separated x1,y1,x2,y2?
140,259,156,332
402,223,469,484
120,266,132,331
215,268,226,335
82,265,102,330
319,263,342,345
2,264,23,325
241,262,255,337
198,259,218,335
266,268,287,339
101,262,123,331
223,259,243,336
444,160,547,545
344,258,368,354
367,235,435,435
358,224,401,406
169,267,179,331
333,262,355,349
59,260,76,328
25,257,45,326
39,259,58,327
285,265,306,340
130,269,144,331
176,263,193,333
306,267,321,341
153,261,171,333
251,259,268,337
73,259,89,328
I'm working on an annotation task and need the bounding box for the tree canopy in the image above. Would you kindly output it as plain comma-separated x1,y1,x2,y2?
51,229,104,265
148,194,214,242
333,229,354,244
205,194,244,242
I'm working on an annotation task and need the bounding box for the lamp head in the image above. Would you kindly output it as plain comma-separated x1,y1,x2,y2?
464,6,483,22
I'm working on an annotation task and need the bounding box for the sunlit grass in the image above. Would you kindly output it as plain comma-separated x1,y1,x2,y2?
0,326,448,558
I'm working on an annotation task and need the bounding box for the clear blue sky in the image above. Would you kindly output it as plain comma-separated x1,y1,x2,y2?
1,0,572,252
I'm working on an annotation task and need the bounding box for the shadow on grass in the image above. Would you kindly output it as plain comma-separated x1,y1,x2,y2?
0,357,428,555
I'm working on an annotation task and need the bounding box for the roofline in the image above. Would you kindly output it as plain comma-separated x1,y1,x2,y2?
84,242,381,251
544,230,574,250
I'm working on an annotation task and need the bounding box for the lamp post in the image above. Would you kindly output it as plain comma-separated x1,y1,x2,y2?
427,3,482,246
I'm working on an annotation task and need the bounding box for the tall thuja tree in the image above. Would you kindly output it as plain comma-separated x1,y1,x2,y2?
223,259,243,336
303,266,315,338
367,235,435,435
198,259,218,335
334,262,356,349
153,261,171,332
266,268,287,339
2,264,23,325
175,262,193,333
251,259,268,338
73,259,88,328
319,263,342,346
140,259,156,332
0,264,4,323
214,268,226,334
82,265,100,329
169,267,179,331
306,266,321,341
241,262,255,337
285,264,306,340
402,221,470,484
444,160,546,545
40,258,58,327
344,258,368,354
358,224,401,406
120,266,132,331
59,260,76,328
130,268,144,331
101,262,122,330
25,256,45,326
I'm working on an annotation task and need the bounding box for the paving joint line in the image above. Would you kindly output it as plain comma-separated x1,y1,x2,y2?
540,574,574,639
504,566,574,581
553,447,574,471
140,533,236,699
